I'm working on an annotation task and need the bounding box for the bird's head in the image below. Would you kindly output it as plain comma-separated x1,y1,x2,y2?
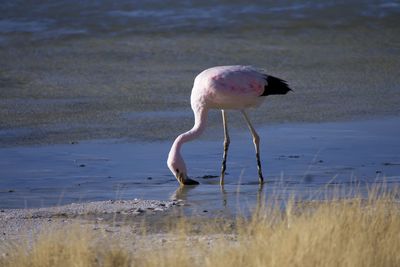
167,151,199,186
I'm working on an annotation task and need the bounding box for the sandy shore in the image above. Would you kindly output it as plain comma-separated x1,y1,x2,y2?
0,198,239,256
0,199,191,249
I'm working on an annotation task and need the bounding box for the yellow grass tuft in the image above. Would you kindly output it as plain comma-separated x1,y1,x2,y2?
1,187,400,267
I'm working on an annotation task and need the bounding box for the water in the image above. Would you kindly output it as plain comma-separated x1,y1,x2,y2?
1,117,399,215
1,1,399,42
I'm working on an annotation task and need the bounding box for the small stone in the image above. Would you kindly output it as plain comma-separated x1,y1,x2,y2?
8,190,14,193
135,208,144,213
203,210,208,213
147,177,152,180
79,164,86,167
202,175,219,179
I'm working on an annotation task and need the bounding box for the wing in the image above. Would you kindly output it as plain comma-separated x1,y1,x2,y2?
208,66,266,96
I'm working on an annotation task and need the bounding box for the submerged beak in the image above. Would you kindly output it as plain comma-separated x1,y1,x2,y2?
176,172,199,186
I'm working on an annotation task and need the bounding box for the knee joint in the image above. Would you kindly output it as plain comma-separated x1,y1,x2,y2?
252,134,259,144
224,139,230,148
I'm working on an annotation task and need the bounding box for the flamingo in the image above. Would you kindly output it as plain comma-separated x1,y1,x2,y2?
167,65,292,186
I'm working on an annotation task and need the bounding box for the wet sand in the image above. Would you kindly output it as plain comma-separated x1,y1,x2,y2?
1,26,400,146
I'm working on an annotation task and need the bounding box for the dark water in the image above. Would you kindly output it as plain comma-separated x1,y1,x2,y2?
1,0,400,41
1,117,399,214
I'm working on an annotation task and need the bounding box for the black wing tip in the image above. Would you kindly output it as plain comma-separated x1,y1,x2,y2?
262,75,292,96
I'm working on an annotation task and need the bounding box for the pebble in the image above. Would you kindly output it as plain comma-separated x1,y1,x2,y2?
201,175,219,179
135,208,144,213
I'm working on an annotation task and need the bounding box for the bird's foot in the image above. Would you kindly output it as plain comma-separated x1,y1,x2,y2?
220,173,225,186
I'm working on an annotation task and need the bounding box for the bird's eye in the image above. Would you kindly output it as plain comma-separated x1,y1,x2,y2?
176,168,180,173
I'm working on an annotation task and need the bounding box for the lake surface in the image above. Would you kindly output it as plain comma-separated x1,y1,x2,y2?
1,117,399,215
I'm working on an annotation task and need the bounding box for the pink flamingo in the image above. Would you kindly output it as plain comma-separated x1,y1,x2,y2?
167,65,291,186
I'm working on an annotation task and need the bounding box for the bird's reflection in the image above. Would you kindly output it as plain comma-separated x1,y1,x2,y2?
170,181,266,212
220,184,227,208
170,184,198,201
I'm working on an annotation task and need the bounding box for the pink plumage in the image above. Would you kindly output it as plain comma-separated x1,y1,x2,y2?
168,65,291,186
191,65,267,110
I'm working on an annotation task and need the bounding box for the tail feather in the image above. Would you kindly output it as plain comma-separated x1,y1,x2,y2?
261,75,292,96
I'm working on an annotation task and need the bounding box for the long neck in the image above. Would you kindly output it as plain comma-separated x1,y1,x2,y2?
170,107,208,155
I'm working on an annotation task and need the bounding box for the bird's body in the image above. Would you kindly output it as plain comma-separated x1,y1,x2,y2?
191,65,266,110
167,65,291,186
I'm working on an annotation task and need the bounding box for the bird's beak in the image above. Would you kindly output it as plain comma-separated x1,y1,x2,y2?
176,172,200,186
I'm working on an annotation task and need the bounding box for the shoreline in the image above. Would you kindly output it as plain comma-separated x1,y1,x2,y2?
0,199,184,246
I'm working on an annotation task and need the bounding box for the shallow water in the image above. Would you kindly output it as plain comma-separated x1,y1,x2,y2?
1,117,399,215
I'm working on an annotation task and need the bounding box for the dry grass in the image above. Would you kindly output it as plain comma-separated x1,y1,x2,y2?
1,188,400,267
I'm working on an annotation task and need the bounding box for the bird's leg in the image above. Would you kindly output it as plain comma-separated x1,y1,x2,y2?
220,109,230,185
241,110,264,184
